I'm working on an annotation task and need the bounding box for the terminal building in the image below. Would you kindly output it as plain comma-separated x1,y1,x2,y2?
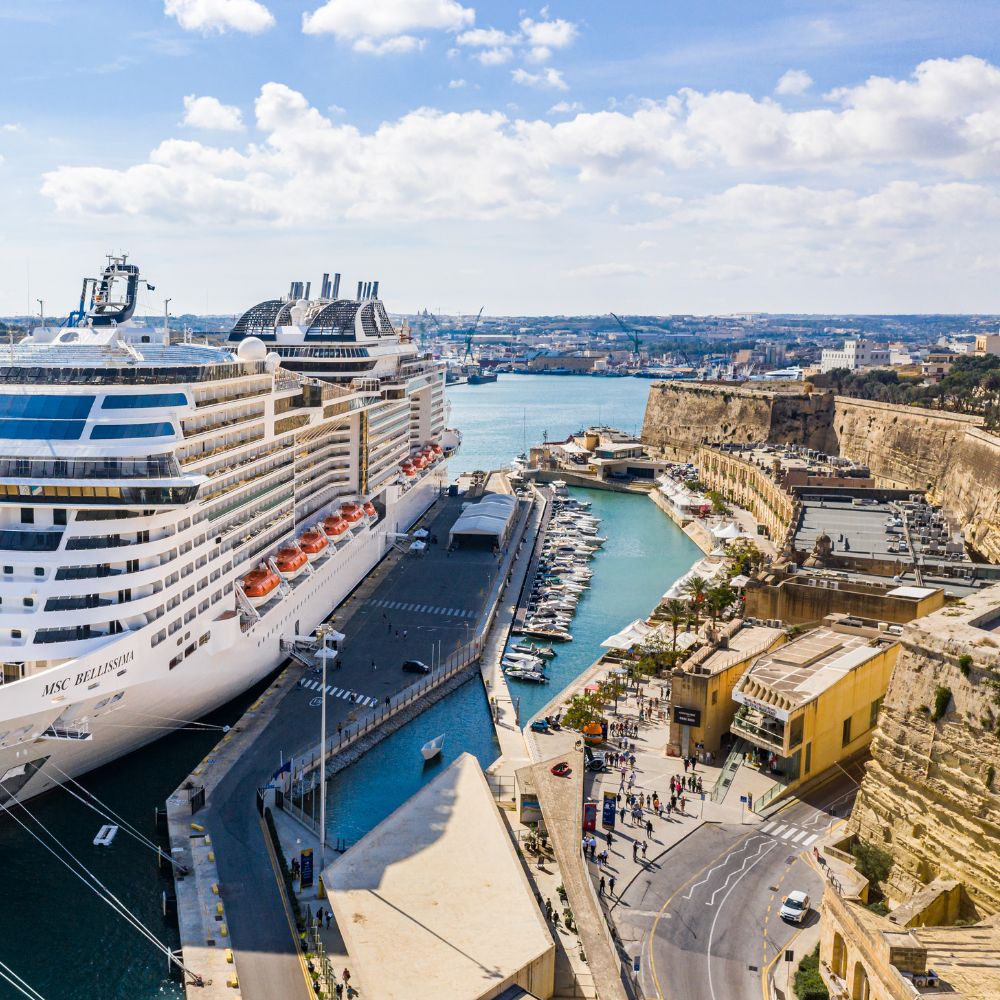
730,616,899,792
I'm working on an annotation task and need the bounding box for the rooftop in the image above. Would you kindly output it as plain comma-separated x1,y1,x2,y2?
322,753,553,1000
695,624,785,676
735,626,892,715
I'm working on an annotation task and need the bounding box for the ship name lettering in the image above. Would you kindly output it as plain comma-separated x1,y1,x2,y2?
43,679,69,697
73,650,135,688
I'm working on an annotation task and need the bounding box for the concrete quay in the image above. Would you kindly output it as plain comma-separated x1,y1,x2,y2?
168,482,542,1000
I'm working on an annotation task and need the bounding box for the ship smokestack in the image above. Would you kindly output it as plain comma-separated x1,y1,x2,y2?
304,281,311,300
332,273,341,299
372,280,379,299
321,273,330,298
357,280,363,300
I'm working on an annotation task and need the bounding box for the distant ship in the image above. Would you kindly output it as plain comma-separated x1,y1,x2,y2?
0,257,458,806
467,367,498,385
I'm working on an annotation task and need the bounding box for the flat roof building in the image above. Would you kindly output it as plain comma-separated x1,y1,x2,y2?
322,753,555,1000
731,617,899,791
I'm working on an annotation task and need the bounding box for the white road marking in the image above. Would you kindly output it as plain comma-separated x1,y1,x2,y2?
761,821,775,833
770,824,788,837
682,836,768,901
803,834,819,847
706,840,773,905
780,827,798,840
791,830,808,843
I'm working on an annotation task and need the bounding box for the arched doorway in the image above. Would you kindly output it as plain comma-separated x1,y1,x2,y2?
831,931,846,980
852,960,870,1000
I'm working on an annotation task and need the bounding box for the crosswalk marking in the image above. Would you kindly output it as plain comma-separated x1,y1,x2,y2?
761,821,775,833
780,827,797,840
368,597,476,618
791,830,808,843
299,677,377,706
803,833,819,847
770,824,787,837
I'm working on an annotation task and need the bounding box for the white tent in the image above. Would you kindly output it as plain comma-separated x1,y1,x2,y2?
601,618,657,650
713,522,743,540
449,493,518,548
409,540,427,552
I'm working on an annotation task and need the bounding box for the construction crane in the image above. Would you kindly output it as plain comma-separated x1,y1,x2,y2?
610,312,642,355
463,306,484,360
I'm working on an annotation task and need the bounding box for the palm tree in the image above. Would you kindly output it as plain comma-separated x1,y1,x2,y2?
706,583,735,627
683,575,709,626
664,599,687,651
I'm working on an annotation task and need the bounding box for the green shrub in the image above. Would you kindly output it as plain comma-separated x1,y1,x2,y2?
851,839,893,889
793,946,829,1000
932,686,952,722
958,654,973,678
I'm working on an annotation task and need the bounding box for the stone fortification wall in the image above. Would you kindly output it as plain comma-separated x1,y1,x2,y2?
641,382,1000,561
640,382,836,460
849,589,1000,913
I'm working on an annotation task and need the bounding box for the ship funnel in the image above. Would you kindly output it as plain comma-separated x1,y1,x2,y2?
321,273,330,298
304,281,311,300
357,280,363,300
288,281,296,299
372,280,379,299
332,273,341,299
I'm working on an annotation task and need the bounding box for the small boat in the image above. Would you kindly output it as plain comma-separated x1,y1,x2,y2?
512,643,555,659
363,501,377,519
274,547,308,579
242,566,281,607
323,515,350,540
504,668,548,683
341,502,366,528
421,734,445,761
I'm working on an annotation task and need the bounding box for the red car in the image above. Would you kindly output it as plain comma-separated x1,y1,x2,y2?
550,762,572,777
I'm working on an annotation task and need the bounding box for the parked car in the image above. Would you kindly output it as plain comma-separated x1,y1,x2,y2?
401,659,431,674
584,748,606,772
779,890,811,923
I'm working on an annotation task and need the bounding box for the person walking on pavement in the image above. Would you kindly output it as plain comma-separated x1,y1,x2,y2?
646,818,653,838
641,840,648,859
633,842,639,862
609,875,617,897
599,876,606,897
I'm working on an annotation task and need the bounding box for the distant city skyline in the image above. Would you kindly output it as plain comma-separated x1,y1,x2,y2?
2,1,1000,315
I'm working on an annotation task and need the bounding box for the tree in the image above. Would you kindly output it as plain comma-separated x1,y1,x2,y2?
562,692,606,732
706,583,736,626
683,575,709,625
663,599,687,651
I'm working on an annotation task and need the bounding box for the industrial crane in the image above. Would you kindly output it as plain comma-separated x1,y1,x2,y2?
610,312,641,355
463,306,485,360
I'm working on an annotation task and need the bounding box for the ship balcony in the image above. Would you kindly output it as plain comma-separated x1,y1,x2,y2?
193,385,270,410
181,410,265,442
31,623,129,651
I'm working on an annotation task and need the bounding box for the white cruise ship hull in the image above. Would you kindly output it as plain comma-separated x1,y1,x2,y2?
0,473,443,805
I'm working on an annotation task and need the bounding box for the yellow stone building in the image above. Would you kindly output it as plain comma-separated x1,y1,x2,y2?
667,621,785,756
730,617,899,790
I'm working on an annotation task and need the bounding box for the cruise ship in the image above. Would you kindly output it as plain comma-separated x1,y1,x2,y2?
0,257,456,805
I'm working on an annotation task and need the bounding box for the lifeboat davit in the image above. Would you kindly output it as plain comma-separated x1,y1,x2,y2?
242,567,281,607
299,529,329,561
274,547,308,579
341,503,365,528
323,515,350,540
363,501,377,519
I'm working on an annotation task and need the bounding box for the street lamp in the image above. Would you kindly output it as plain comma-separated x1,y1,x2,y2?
314,624,338,867
163,298,172,338
36,299,44,329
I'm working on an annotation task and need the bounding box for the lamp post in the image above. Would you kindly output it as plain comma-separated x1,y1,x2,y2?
163,298,171,339
36,299,44,329
314,624,335,868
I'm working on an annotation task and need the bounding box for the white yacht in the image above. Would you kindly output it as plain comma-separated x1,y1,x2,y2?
0,257,457,805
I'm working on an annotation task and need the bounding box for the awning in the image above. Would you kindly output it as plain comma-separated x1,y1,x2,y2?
413,528,429,539
409,540,427,551
713,522,743,540
730,574,751,588
601,618,656,650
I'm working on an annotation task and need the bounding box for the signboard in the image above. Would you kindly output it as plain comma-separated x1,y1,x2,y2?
633,955,641,974
582,800,597,832
672,705,702,727
601,790,617,830
732,689,790,722
299,848,314,889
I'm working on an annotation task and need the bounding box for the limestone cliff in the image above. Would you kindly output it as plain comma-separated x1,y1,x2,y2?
850,590,1000,913
641,383,836,460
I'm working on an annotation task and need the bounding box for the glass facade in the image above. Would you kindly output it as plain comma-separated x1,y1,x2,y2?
101,393,188,409
91,422,174,439
0,395,94,419
0,420,85,440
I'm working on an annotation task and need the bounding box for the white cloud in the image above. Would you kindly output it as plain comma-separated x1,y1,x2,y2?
512,66,567,91
164,0,274,33
775,69,813,96
526,45,551,64
181,94,245,131
562,262,648,278
478,47,513,66
549,101,583,115
353,34,424,54
448,78,467,89
457,27,518,47
519,16,577,49
302,0,473,40
1,123,24,133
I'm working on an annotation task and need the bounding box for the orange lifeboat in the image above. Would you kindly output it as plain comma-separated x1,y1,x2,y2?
274,547,308,579
299,529,329,561
431,443,443,455
341,503,365,528
400,461,417,477
323,515,350,540
363,501,377,519
242,567,280,607
412,455,427,469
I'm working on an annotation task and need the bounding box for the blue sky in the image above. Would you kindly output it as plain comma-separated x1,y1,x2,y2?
2,0,1000,316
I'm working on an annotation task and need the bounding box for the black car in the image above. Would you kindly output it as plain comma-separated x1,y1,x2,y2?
402,659,431,674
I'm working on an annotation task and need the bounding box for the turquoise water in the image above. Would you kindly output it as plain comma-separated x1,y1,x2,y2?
324,676,500,846
505,488,701,721
447,374,651,479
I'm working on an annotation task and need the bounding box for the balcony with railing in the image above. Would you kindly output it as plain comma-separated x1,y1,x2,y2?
731,707,788,754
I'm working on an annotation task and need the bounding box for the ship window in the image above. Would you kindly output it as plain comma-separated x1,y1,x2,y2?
34,567,43,576
0,395,94,419
90,422,174,439
22,598,32,608
53,510,67,526
0,419,85,440
101,393,187,409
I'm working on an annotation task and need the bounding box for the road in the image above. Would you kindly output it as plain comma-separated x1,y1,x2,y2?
615,764,865,1000
204,494,528,1000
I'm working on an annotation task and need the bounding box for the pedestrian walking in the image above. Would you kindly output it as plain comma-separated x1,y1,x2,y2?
609,875,617,896
326,911,332,929
641,840,648,859
680,795,686,813
632,842,639,862
607,832,615,848
683,757,689,773
619,806,626,824
342,969,351,986
599,876,606,896
646,819,653,837
403,628,408,640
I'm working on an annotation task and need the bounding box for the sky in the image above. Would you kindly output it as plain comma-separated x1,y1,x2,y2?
2,0,1000,317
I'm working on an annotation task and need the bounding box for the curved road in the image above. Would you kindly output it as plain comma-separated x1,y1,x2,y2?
614,766,862,1000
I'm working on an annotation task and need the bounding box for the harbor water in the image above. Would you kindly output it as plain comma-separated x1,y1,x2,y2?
2,373,697,1000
